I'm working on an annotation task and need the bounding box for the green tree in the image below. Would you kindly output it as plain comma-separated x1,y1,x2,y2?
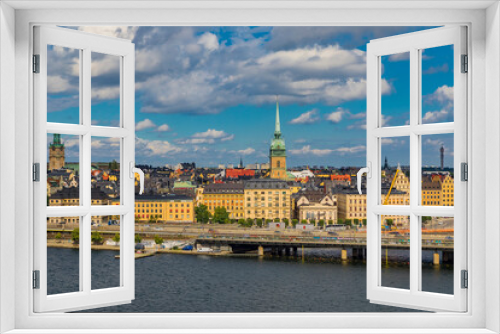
301,219,308,224
274,218,280,222
149,214,159,224
195,204,211,224
362,219,367,226
238,219,246,226
112,233,120,243
422,216,432,223
354,218,360,226
338,218,344,225
292,219,298,227
224,218,231,224
385,219,394,227
213,207,229,224
91,231,103,244
310,219,316,225
318,219,325,227
154,234,164,245
55,232,62,242
344,219,352,226
283,218,289,227
246,218,254,227
256,219,263,227
109,159,119,170
266,219,272,224
134,216,140,224
327,219,333,225
71,228,80,244
135,234,142,243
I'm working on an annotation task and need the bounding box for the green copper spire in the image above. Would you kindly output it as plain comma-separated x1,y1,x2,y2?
51,133,64,148
270,96,286,157
274,96,281,138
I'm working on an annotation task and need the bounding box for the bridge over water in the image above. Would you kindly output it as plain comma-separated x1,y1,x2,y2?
195,235,454,263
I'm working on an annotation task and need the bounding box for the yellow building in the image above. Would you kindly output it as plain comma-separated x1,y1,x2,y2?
134,194,194,223
336,188,409,228
198,183,245,219
244,179,291,221
440,175,454,206
269,99,287,180
48,187,111,225
422,179,442,206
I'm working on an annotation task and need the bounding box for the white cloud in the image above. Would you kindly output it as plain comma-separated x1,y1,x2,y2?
236,147,256,155
220,134,235,142
289,109,319,124
91,86,120,100
192,129,228,139
198,32,219,51
333,145,366,154
289,145,333,156
177,129,234,145
135,137,184,157
294,138,307,143
156,124,171,132
135,119,157,131
325,107,346,124
47,75,76,94
388,52,409,62
422,109,450,123
381,138,406,146
425,85,454,105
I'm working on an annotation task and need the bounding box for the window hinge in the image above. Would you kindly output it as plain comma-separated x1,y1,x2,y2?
461,162,468,181
33,270,40,289
461,54,468,73
461,270,468,289
33,54,40,73
33,163,40,182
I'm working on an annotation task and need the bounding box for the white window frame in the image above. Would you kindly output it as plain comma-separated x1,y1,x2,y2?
365,26,467,312
0,1,498,333
33,26,136,312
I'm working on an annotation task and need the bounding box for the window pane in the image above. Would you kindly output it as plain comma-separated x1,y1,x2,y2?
421,133,454,206
421,216,454,294
47,133,80,207
91,137,121,205
421,45,454,124
47,216,80,294
381,137,410,205
381,215,410,290
91,216,121,290
381,52,410,127
91,52,121,127
47,45,80,124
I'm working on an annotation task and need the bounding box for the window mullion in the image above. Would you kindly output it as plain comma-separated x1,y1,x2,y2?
81,48,92,294
409,47,420,295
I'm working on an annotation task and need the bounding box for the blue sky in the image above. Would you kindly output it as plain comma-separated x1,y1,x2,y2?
47,26,454,168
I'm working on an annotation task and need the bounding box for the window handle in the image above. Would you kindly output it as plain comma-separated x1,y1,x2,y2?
357,162,371,195
130,162,144,195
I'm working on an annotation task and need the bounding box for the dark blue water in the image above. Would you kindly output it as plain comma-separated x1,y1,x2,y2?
47,248,453,313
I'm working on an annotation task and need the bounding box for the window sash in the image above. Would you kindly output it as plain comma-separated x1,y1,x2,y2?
32,26,136,313
366,26,467,312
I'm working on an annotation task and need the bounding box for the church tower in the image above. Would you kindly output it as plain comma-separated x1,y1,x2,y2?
49,133,65,170
269,97,286,179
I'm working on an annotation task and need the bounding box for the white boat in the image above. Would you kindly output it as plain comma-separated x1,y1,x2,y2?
197,247,214,253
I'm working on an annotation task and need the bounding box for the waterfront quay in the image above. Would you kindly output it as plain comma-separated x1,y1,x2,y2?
47,222,454,264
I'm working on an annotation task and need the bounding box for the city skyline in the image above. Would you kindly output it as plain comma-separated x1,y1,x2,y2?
47,26,454,168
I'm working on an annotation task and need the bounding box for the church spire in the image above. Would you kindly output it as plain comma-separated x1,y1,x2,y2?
274,95,281,138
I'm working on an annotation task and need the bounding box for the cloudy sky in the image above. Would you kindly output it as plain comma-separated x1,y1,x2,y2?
47,26,454,168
